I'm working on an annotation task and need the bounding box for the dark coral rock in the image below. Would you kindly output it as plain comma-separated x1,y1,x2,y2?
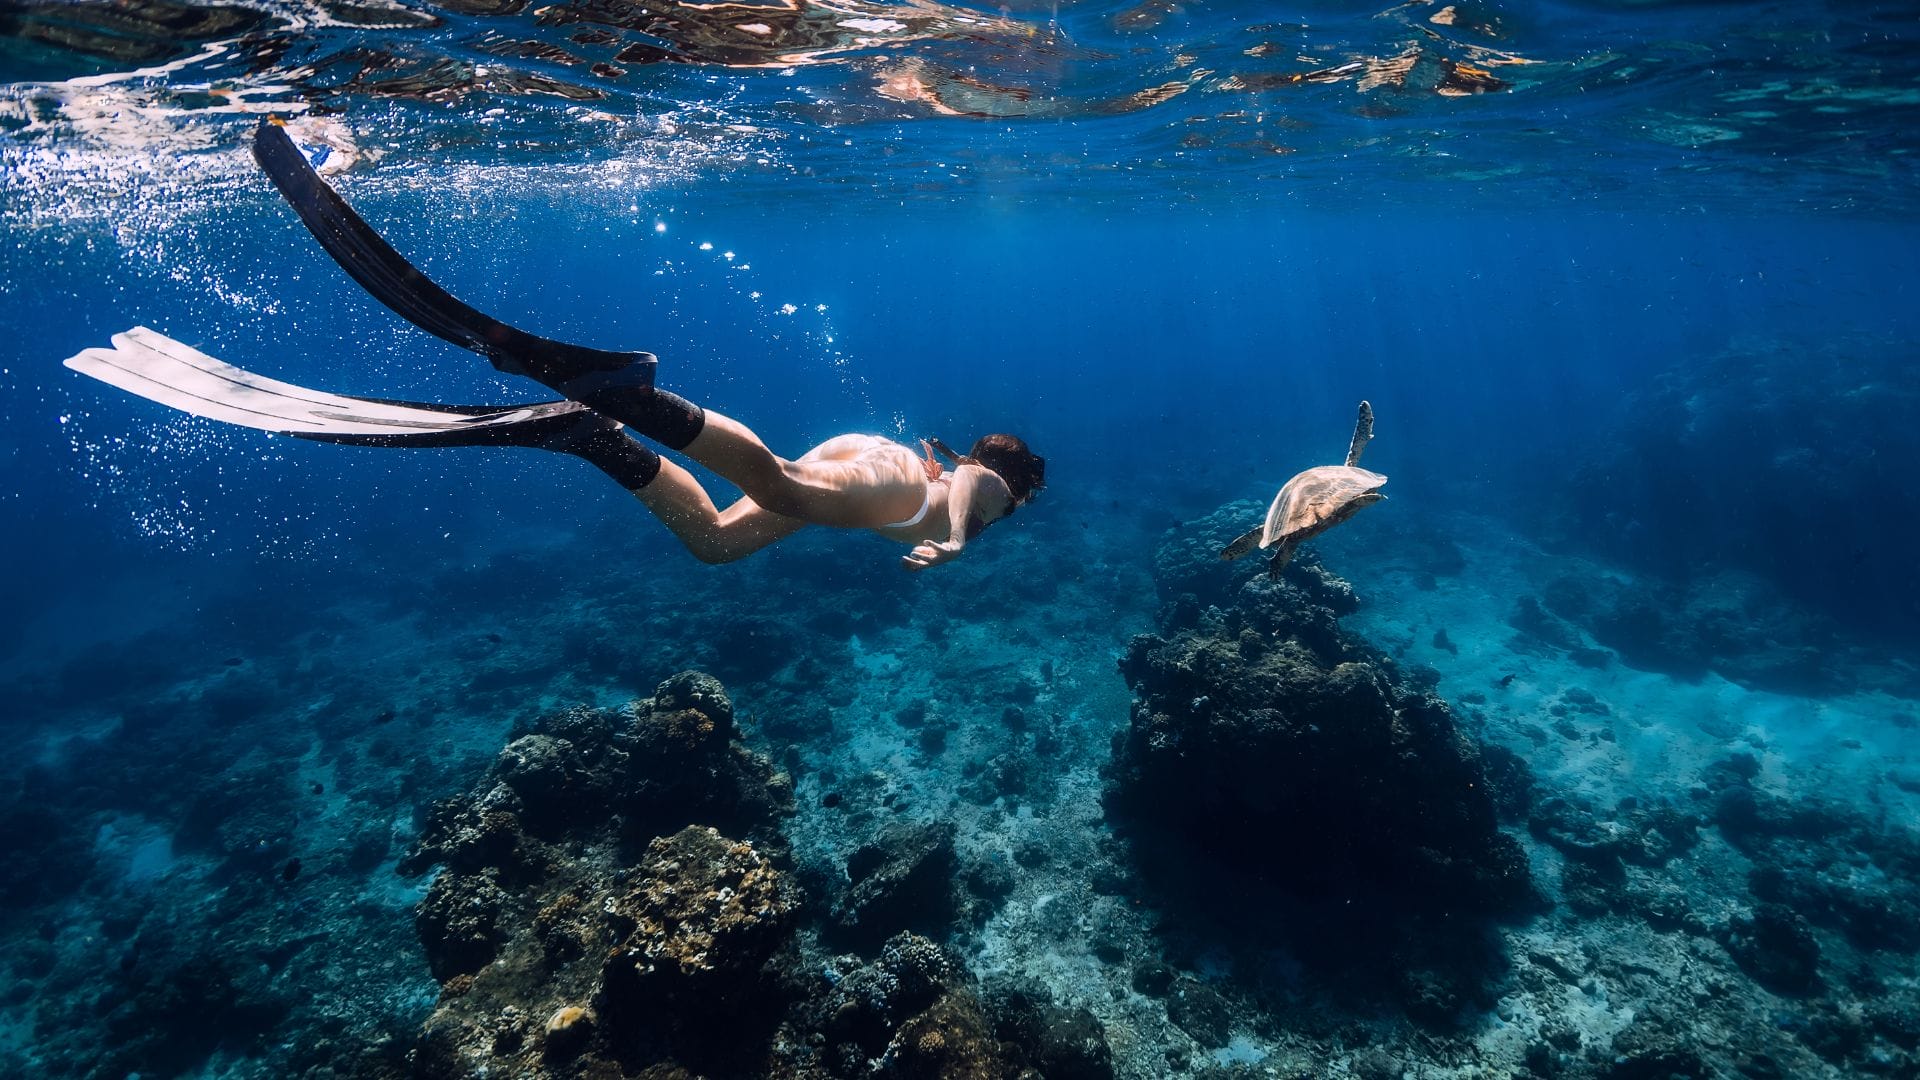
493,732,599,833
784,931,1010,1076
401,784,527,876
1796,1000,1870,1066
884,988,1007,1079
878,932,964,1007
1632,887,1696,933
620,673,794,844
958,751,1036,804
0,802,90,909
399,673,800,1077
1110,510,1533,1024
962,857,1015,903
414,822,795,1074
416,868,510,980
1144,499,1251,607
1113,573,1531,916
637,670,736,742
1868,1001,1920,1049
1131,962,1174,997
1479,742,1536,822
813,933,966,1062
344,819,393,873
601,825,795,1026
1724,902,1821,995
1165,977,1233,1048
1284,548,1362,617
1531,796,1696,871
830,821,960,949
1603,1013,1710,1079
1399,965,1472,1028
987,983,1116,1080
1753,855,1920,955
1528,795,1699,924
1509,594,1583,652
1151,500,1358,617
404,672,792,879
177,765,296,869
1558,858,1628,917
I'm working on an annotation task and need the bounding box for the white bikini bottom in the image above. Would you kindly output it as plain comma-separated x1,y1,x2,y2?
883,483,932,530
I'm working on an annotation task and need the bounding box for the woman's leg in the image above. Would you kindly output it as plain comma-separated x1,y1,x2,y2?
677,413,926,528
503,344,919,528
566,416,915,558
631,457,810,564
546,418,800,563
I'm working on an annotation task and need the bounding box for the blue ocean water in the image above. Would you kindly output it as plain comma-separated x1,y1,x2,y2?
2,2,1918,1077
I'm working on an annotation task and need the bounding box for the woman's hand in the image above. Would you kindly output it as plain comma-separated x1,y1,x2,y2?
902,539,963,572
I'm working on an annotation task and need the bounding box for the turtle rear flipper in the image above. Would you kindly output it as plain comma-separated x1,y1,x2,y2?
1220,526,1263,561
1267,538,1301,578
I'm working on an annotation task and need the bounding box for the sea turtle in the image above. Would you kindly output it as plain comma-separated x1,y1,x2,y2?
1220,401,1387,576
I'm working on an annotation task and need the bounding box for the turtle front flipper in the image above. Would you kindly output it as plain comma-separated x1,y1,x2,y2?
1220,526,1263,561
1344,400,1375,468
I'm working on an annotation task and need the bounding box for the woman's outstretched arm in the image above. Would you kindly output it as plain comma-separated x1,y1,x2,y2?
902,463,1011,572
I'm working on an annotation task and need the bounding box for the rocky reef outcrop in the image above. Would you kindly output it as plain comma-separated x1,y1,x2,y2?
827,820,962,950
1503,568,1877,695
1558,336,1920,639
1107,502,1534,1023
789,931,1109,1080
401,670,1116,1078
402,672,798,1075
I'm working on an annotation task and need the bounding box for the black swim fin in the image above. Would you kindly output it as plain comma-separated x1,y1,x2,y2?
250,118,655,392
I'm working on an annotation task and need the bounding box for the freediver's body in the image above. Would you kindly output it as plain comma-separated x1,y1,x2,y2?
623,418,1030,571
63,120,1046,571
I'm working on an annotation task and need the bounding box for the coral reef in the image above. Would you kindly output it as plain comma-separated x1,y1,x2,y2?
411,817,800,1076
1107,508,1534,1023
398,669,1125,1079
1559,336,1920,639
791,932,1114,1080
600,826,796,1040
5,481,1917,1080
1525,569,1856,695
403,673,798,1075
1707,761,1920,961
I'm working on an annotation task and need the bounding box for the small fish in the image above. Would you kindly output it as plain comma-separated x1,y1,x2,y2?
373,709,396,725
1497,673,1516,688
281,858,302,882
309,782,324,796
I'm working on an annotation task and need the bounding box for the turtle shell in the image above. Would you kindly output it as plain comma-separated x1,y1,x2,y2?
1259,466,1388,548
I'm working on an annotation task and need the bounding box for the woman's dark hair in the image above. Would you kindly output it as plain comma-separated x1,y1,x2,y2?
967,433,1046,505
